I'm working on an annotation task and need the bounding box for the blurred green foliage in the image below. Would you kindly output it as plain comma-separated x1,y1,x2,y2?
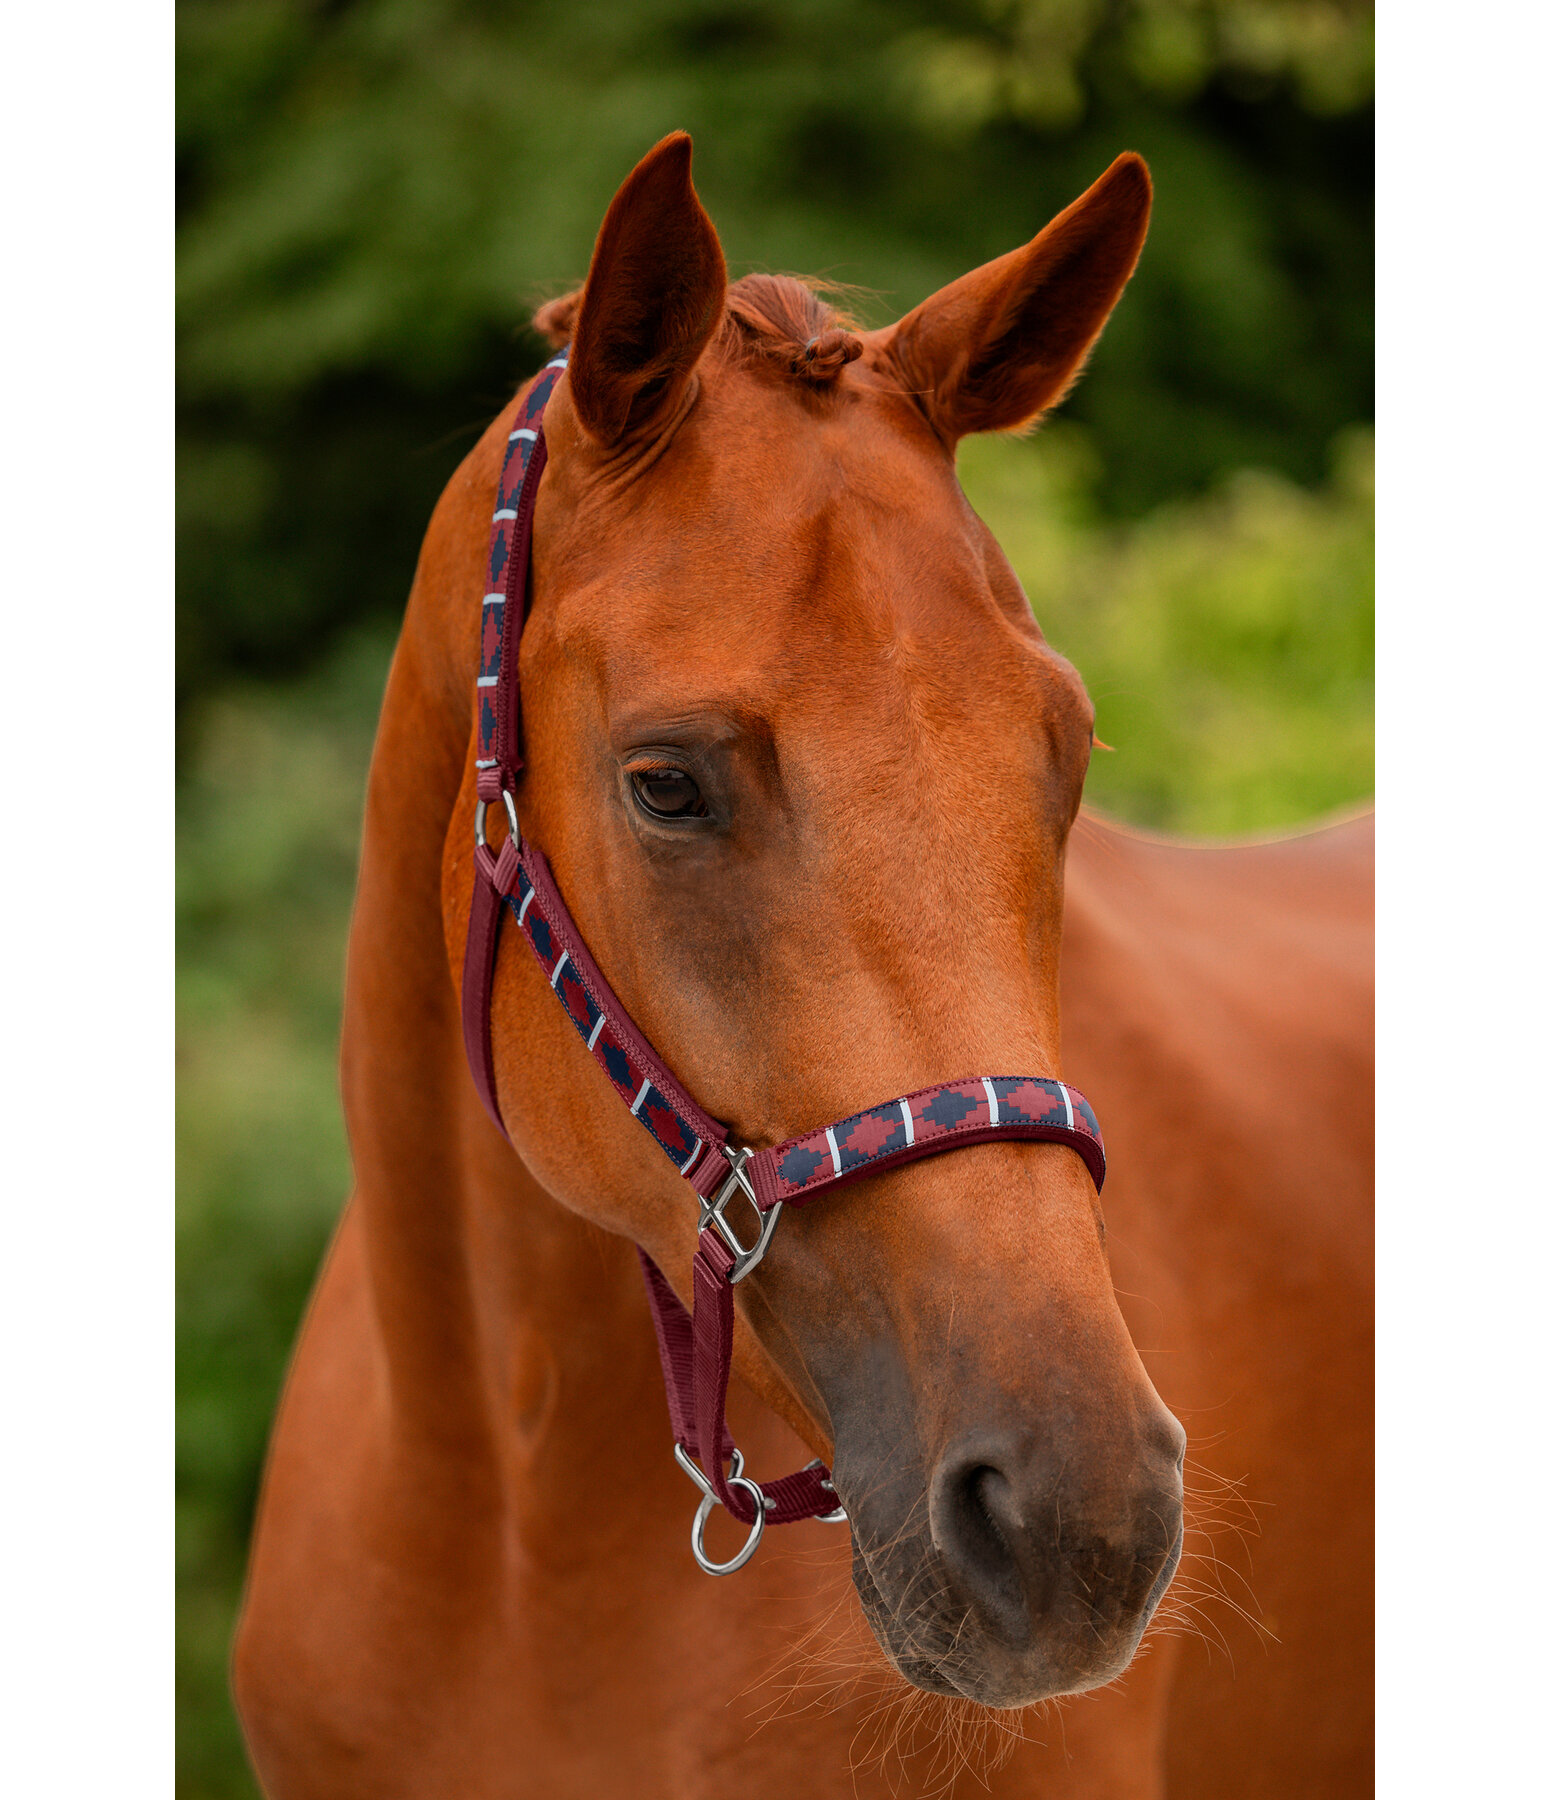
178,0,1371,709
966,421,1373,831
178,637,387,1795
177,3,1370,1792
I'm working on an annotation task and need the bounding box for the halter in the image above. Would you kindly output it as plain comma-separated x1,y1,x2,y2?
460,351,1107,1574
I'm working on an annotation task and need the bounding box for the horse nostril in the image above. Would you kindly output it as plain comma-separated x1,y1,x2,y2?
932,1454,1042,1648
930,1429,1185,1661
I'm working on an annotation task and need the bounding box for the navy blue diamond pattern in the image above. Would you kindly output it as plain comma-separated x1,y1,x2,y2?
779,1144,826,1189
922,1088,977,1130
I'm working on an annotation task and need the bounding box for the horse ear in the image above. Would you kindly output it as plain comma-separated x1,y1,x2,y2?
566,132,727,445
883,154,1152,443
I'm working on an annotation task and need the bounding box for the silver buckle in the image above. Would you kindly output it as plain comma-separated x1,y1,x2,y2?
473,788,521,851
699,1147,782,1283
675,1153,846,1573
674,1445,770,1576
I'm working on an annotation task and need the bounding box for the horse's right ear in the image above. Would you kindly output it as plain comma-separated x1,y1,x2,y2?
566,132,727,446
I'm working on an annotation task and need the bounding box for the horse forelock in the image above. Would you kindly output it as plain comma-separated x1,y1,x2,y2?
534,272,866,388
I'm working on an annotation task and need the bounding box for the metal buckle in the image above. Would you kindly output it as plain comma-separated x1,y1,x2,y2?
674,1445,770,1576
474,788,521,851
699,1147,782,1283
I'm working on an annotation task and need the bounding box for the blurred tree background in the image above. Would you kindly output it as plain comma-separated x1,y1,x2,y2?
177,1,1372,1792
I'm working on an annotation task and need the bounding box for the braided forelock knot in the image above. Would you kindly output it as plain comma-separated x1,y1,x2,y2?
794,328,864,382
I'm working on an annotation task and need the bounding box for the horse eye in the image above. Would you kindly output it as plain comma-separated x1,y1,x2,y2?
630,767,706,819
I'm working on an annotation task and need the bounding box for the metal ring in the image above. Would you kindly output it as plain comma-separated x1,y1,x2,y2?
690,1473,768,1576
673,1441,717,1500
473,788,521,850
698,1148,783,1283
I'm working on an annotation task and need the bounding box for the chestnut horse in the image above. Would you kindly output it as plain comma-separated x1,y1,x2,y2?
233,135,1372,1797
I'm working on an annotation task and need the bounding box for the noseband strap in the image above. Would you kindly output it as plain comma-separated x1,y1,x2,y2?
460,352,1107,1566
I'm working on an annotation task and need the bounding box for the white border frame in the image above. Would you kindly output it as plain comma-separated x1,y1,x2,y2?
4,5,1546,1792
1381,6,1548,1792
1,4,172,1791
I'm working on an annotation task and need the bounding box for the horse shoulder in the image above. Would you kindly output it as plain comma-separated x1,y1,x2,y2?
1062,812,1373,1795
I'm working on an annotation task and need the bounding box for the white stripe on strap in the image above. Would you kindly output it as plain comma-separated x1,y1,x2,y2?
483,592,505,607
508,427,537,443
476,675,498,687
516,887,537,927
899,1098,914,1146
825,1126,843,1176
549,951,570,991
630,1076,653,1116
585,1011,607,1052
1057,1082,1075,1129
981,1077,1000,1126
545,355,569,370
493,508,517,522
681,1139,703,1178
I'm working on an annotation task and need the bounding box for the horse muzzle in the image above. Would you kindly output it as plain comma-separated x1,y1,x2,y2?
839,1406,1186,1707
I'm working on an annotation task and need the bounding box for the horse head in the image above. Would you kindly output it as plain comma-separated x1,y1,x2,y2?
442,133,1183,1709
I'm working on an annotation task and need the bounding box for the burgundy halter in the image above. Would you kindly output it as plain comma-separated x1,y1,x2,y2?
460,350,1107,1574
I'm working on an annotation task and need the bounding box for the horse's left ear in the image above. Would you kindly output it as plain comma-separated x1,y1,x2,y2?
566,132,728,445
882,154,1151,443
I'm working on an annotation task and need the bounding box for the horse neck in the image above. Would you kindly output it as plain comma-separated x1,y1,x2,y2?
337,491,667,1549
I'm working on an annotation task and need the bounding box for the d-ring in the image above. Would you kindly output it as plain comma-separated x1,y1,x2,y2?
804,1457,848,1524
698,1148,782,1283
690,1474,768,1576
474,788,521,850
676,1446,770,1576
